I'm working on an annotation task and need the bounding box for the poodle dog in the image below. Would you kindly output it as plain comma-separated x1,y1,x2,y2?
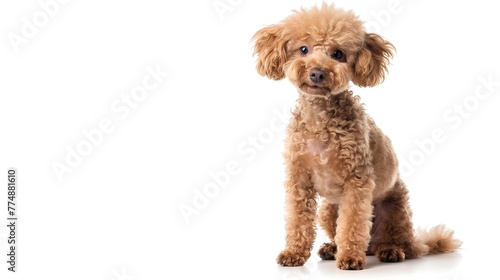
252,3,461,270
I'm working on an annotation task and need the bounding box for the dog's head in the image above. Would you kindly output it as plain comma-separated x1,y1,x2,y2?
252,3,395,97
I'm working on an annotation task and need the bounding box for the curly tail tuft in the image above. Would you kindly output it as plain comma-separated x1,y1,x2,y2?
417,225,462,254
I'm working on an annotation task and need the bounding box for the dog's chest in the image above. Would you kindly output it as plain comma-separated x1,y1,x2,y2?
305,137,344,203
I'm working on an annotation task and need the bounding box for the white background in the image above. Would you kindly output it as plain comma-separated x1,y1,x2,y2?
1,0,499,279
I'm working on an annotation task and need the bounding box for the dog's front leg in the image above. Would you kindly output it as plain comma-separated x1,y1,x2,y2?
334,175,375,270
276,161,317,266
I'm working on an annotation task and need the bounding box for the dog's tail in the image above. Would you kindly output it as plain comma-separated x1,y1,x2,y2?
415,225,462,256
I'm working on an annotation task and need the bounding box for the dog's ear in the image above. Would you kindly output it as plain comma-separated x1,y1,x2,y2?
352,33,395,87
252,24,288,80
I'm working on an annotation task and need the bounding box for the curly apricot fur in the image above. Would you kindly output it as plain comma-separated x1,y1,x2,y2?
252,3,461,270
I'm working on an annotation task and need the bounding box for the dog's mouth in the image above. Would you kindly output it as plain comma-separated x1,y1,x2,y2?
299,83,331,96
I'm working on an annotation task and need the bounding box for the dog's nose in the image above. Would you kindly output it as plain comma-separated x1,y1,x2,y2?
309,68,326,83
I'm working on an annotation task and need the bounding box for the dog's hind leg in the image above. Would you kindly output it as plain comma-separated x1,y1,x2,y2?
317,200,339,260
369,178,428,262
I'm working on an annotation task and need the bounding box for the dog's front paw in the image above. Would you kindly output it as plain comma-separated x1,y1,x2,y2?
318,242,337,260
336,254,366,270
276,249,310,266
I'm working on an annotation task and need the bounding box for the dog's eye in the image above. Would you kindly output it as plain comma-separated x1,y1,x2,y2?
331,50,346,62
299,46,308,55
